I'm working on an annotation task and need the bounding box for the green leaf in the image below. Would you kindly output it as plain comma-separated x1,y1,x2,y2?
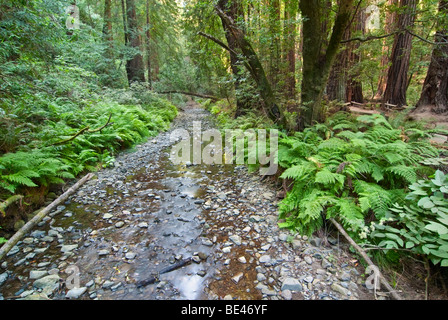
425,222,448,235
405,241,415,249
431,170,445,187
430,249,448,259
418,197,435,209
385,233,404,247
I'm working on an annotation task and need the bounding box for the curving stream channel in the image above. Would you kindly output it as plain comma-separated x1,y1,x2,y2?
0,102,371,301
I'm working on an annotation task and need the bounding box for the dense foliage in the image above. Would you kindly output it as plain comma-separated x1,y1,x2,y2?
0,0,178,221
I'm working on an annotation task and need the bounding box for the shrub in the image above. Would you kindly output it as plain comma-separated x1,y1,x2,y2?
368,170,448,267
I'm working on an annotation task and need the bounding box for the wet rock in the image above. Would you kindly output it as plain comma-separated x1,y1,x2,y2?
6,246,19,257
138,222,149,228
125,252,137,260
0,272,8,286
102,280,115,290
281,278,302,292
201,238,213,246
229,234,242,245
259,255,271,264
33,274,60,294
65,287,87,299
30,270,48,280
60,244,77,253
115,221,125,228
98,249,109,256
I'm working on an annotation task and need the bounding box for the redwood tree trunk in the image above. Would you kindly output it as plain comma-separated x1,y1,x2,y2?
415,0,448,113
383,0,417,108
102,0,113,43
125,0,145,84
375,0,398,100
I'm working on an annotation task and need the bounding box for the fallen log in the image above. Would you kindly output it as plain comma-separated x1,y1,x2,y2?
136,257,192,288
157,91,220,102
329,218,403,300
0,173,95,261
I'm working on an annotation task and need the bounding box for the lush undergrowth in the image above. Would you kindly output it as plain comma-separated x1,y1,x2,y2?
0,64,177,230
204,99,448,269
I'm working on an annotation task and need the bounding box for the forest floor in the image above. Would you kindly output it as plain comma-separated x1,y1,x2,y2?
0,101,447,300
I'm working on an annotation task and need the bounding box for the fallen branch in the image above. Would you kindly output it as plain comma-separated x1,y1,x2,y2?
136,257,192,288
0,172,95,261
329,218,403,300
0,195,24,217
88,113,113,133
51,127,90,146
157,91,220,102
50,114,113,146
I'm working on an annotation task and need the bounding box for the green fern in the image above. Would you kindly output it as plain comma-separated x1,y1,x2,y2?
278,112,441,240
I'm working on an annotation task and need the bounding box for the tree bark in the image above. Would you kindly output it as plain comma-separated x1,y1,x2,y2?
284,0,297,100
267,0,281,89
346,8,364,104
125,0,145,84
102,0,113,43
216,0,251,117
375,0,399,100
145,0,152,89
414,0,448,113
383,0,417,108
215,1,285,126
299,0,355,129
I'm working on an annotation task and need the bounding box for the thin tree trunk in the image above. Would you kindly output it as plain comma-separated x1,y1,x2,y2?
284,0,297,100
414,0,448,113
383,0,417,108
146,0,152,89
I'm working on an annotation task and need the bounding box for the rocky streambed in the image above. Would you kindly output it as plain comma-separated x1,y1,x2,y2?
0,102,374,300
